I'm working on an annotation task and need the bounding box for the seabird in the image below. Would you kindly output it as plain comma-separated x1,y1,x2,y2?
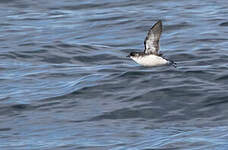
127,20,176,67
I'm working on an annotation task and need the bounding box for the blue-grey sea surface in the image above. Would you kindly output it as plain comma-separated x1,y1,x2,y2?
1,0,228,149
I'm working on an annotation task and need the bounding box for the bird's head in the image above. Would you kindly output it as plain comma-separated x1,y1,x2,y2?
127,52,140,58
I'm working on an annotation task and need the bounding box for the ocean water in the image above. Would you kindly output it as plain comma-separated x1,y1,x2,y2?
1,0,228,149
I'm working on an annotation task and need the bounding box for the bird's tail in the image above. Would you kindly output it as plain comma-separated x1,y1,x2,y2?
168,60,177,68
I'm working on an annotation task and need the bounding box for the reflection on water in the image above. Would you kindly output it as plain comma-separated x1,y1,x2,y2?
0,0,228,149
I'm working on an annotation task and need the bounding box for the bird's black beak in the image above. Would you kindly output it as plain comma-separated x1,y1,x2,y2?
126,55,130,58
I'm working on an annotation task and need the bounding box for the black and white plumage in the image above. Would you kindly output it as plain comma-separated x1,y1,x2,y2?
127,20,175,67
144,20,162,55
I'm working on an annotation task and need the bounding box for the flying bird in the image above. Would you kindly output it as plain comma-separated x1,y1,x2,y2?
127,20,176,67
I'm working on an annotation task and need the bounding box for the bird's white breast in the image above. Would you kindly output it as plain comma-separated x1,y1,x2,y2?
131,55,168,67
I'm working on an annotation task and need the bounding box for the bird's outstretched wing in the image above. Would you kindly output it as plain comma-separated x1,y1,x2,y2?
144,20,162,55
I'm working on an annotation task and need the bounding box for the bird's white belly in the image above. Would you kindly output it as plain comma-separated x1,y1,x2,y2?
131,55,168,67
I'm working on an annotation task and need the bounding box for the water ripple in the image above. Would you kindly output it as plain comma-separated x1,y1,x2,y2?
1,0,228,149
